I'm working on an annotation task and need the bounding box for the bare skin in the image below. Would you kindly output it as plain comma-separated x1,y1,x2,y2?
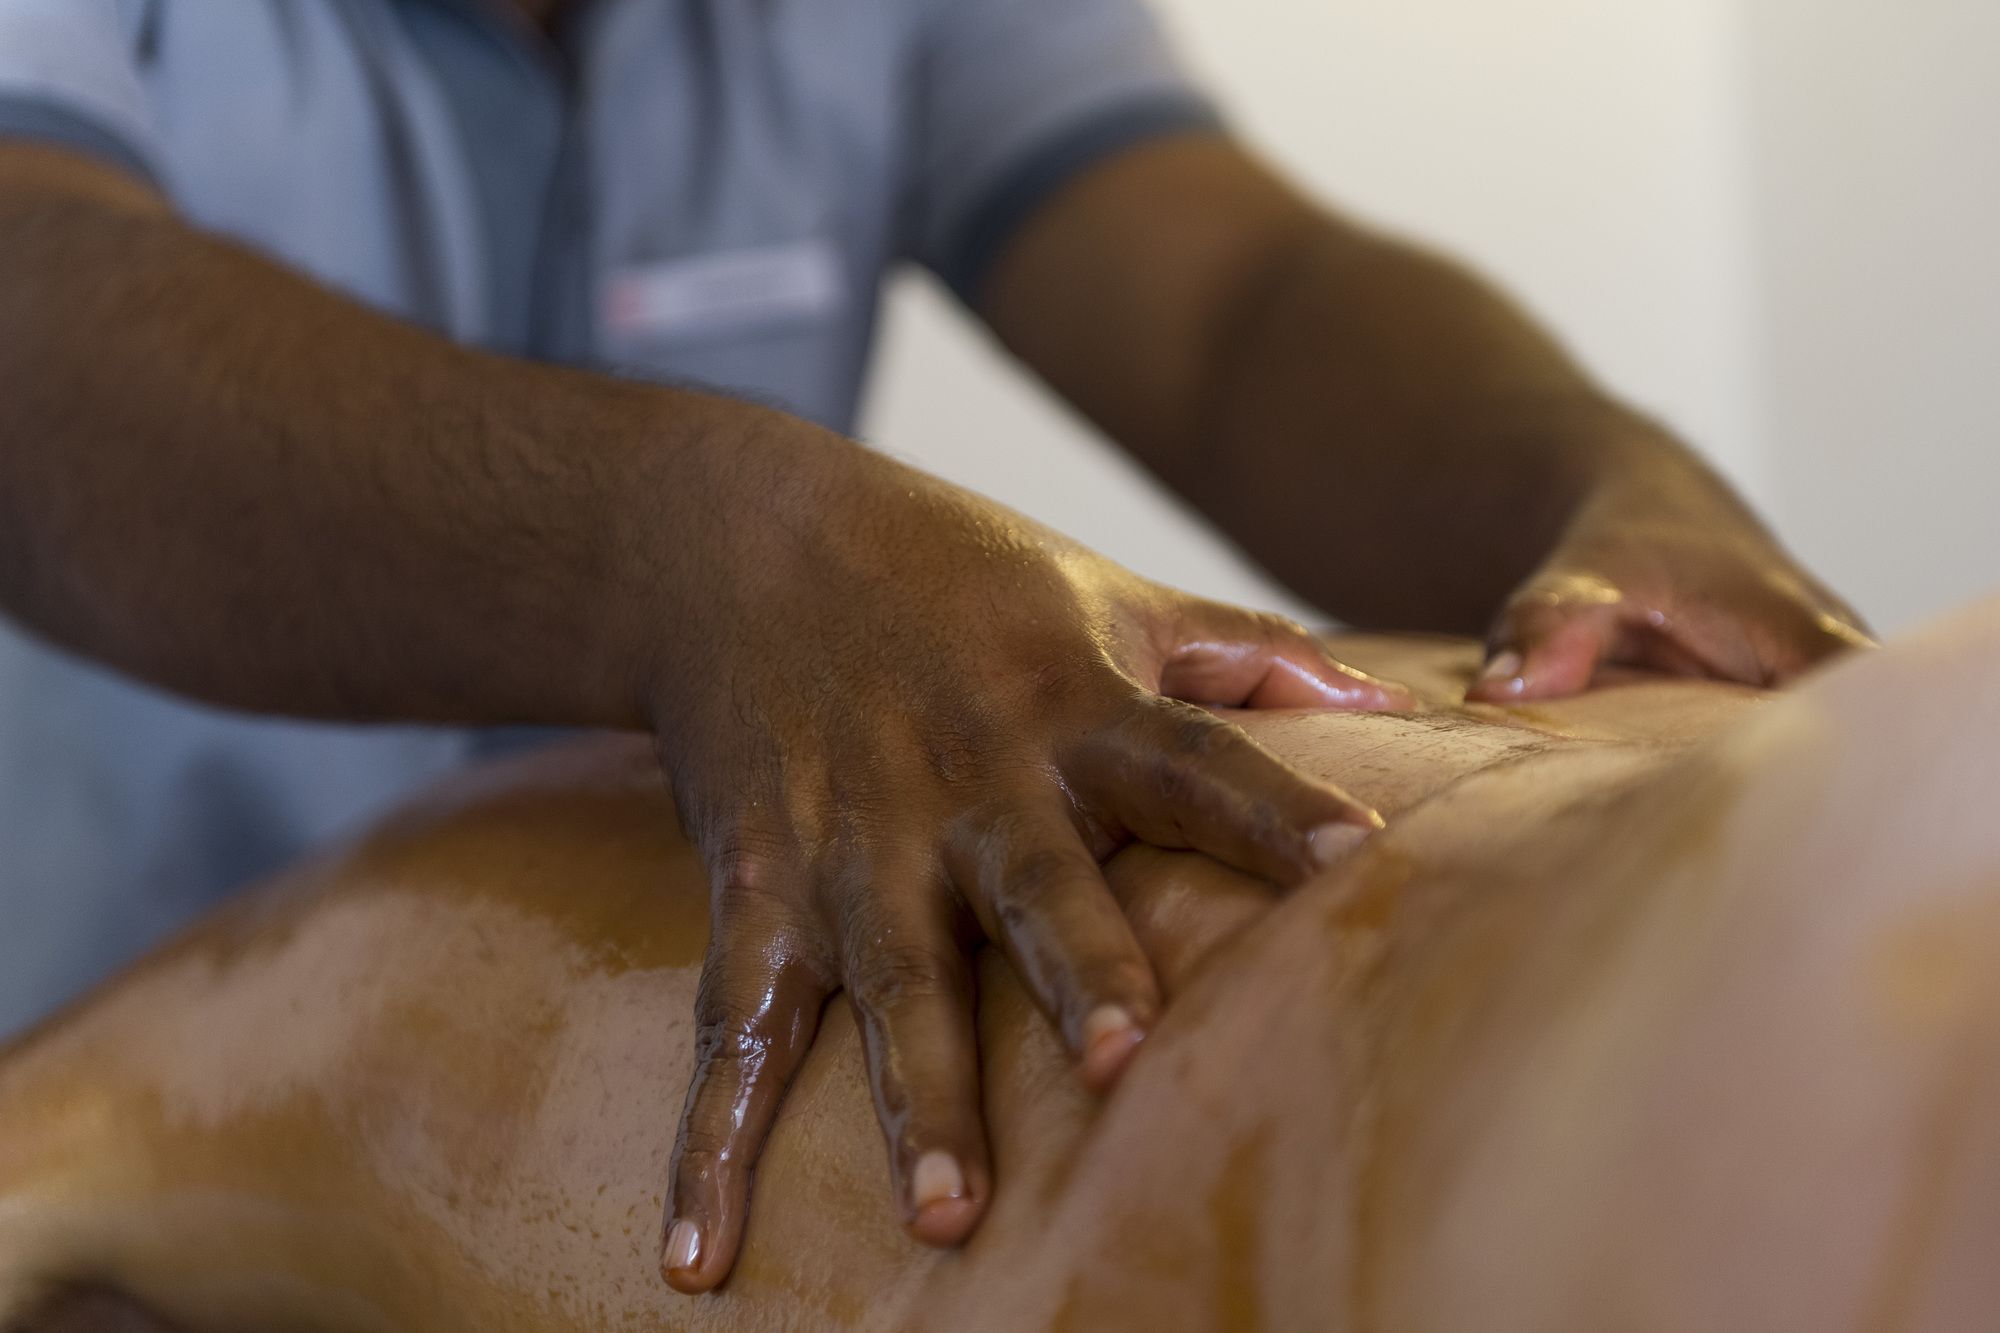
980,134,1874,692
4,604,1992,1332
0,31,1865,1281
0,140,1404,1286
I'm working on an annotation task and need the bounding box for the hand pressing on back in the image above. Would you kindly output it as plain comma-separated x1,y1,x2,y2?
650,432,1410,1292
1469,448,1873,703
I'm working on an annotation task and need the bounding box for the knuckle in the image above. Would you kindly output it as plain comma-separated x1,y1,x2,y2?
919,722,989,789
688,1006,785,1073
1155,699,1230,759
1143,712,1240,807
1252,608,1314,644
1027,650,1116,713
955,796,1059,871
990,844,1084,928
704,825,792,900
961,802,1041,861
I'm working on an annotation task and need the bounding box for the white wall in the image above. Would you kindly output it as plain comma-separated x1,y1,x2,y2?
859,0,1767,620
859,0,1998,634
1744,0,2000,632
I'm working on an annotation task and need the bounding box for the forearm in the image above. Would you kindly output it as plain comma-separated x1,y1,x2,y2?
983,137,1768,635
1184,217,1758,631
0,146,812,728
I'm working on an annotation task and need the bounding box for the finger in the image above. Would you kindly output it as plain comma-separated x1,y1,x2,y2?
1474,568,1880,701
949,795,1161,1092
1163,598,1414,711
662,877,833,1294
1510,584,1846,692
831,856,991,1248
1468,577,1626,703
1079,696,1385,886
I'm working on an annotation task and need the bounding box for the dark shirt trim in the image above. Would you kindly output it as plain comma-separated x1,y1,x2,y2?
937,91,1226,308
0,96,159,188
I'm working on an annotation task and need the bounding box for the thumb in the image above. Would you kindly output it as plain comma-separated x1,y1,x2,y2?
1467,584,1624,704
1159,598,1414,711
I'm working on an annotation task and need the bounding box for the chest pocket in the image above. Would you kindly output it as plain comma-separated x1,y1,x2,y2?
604,237,846,345
579,0,909,432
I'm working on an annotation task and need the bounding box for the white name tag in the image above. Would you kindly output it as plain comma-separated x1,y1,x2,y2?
604,239,846,342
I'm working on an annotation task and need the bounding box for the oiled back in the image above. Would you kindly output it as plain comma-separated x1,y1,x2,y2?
0,636,1759,1333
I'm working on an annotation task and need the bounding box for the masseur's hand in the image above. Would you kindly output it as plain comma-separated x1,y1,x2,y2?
1468,467,1874,702
654,434,1410,1292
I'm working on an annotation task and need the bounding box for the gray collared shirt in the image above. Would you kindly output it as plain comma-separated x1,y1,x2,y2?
0,0,1219,1034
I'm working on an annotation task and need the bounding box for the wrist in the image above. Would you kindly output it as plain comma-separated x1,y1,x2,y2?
594,386,880,727
1553,405,1770,542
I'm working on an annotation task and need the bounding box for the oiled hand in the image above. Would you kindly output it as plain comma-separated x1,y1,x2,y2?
1469,473,1873,703
650,438,1409,1292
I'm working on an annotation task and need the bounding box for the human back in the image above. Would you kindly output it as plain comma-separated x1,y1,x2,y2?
10,606,1999,1330
0,630,1756,1330
0,1,1883,1309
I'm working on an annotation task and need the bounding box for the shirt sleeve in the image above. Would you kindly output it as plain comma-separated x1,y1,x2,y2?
900,0,1224,303
0,0,161,185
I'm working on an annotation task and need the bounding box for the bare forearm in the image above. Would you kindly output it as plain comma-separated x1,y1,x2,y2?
983,137,1764,634
1187,217,1756,631
0,147,800,728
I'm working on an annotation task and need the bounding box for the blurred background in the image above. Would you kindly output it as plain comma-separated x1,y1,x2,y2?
862,0,2000,636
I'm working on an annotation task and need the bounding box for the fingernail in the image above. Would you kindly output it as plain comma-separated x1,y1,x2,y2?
1479,650,1523,684
1081,1004,1146,1089
1310,821,1374,866
912,1150,967,1211
664,1218,702,1274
